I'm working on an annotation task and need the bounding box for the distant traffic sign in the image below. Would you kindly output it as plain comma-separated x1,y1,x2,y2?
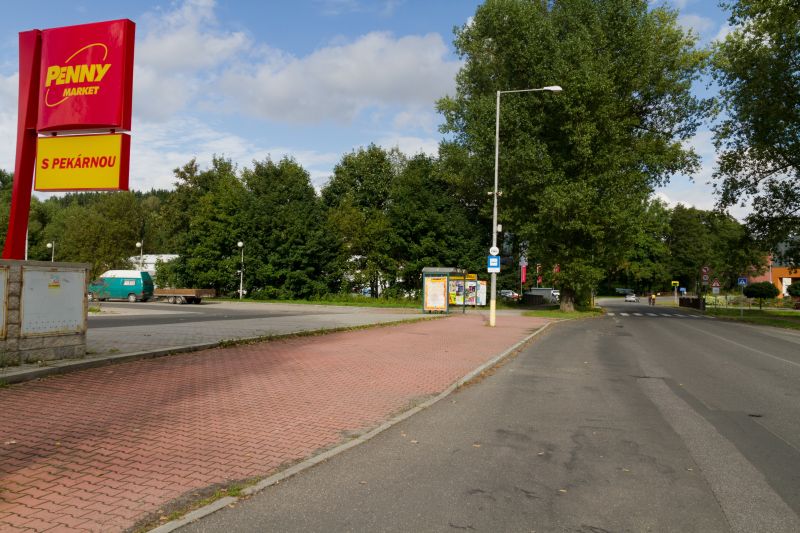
487,255,501,273
711,278,721,288
702,266,710,274
671,280,679,287
737,277,747,286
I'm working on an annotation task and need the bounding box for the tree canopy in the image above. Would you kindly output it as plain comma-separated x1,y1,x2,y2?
438,0,710,309
712,0,800,265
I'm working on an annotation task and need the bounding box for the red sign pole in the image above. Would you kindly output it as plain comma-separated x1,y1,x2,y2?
3,30,42,260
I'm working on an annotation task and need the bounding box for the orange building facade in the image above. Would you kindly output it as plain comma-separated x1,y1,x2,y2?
748,256,799,298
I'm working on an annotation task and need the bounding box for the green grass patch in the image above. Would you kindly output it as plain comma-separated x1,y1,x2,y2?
704,307,800,330
523,307,603,320
133,481,256,533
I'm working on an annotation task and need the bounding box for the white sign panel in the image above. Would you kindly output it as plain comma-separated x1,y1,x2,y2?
21,267,86,336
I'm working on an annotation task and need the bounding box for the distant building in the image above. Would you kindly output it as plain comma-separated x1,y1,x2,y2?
748,255,799,298
127,254,178,278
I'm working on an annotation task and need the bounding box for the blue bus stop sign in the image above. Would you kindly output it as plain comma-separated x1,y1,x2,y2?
737,277,747,286
487,255,500,273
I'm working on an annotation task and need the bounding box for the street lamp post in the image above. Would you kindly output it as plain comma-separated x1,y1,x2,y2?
489,85,562,327
135,241,143,271
237,241,244,300
46,241,55,262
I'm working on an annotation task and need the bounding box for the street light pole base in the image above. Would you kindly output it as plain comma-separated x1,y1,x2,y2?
489,272,497,327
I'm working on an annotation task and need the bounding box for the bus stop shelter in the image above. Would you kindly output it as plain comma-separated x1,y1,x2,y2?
421,267,486,313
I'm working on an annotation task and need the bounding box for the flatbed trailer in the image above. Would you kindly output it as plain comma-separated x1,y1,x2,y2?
153,288,216,304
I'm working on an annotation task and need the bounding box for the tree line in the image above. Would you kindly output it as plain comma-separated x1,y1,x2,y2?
1,0,793,308
0,149,762,301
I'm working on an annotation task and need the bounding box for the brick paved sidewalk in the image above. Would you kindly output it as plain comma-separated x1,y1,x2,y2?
0,314,548,532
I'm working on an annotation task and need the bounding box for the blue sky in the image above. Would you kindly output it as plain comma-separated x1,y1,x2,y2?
0,0,739,215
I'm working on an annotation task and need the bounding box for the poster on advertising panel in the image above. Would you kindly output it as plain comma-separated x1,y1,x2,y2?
449,279,464,306
424,276,447,312
477,280,487,305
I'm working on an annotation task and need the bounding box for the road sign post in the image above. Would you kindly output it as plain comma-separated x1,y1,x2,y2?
738,277,747,318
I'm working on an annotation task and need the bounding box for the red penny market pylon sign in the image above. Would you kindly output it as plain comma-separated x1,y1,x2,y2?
3,19,135,260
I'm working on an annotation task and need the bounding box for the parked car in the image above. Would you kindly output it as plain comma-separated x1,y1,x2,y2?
624,293,639,303
523,288,560,304
499,289,519,300
88,270,154,302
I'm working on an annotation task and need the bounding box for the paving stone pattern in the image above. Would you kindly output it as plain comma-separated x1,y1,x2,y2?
0,314,546,532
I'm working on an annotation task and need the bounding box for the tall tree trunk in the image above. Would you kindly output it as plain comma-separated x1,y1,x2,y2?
560,288,576,312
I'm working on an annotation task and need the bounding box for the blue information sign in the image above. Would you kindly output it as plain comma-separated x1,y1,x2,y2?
487,255,501,273
737,277,747,286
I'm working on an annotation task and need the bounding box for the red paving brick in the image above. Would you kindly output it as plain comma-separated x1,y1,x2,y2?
0,314,547,532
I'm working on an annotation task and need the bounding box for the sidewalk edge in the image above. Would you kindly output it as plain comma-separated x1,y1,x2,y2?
150,321,552,532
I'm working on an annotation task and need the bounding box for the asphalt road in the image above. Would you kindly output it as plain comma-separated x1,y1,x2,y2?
180,299,800,532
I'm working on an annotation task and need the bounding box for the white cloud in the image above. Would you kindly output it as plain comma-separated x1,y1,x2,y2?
392,108,439,133
0,73,18,172
655,129,751,221
138,1,249,72
712,23,732,43
129,118,342,192
132,0,249,122
677,14,715,36
218,31,460,124
377,135,439,157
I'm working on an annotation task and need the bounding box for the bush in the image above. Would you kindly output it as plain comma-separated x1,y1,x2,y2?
788,281,800,298
743,281,780,309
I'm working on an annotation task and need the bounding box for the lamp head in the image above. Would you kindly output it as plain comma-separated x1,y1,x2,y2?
46,242,53,249
136,242,142,248
237,241,244,248
542,85,563,92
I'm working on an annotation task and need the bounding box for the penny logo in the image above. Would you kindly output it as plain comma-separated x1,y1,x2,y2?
44,43,111,107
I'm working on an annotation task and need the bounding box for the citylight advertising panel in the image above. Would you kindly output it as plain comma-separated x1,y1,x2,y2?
35,133,130,191
37,19,135,132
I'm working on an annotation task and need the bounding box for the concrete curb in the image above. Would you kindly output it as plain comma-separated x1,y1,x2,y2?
148,321,552,532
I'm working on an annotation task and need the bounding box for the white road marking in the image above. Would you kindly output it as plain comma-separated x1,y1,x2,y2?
620,313,630,317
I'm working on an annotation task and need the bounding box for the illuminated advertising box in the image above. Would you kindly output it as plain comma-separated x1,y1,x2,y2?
35,133,130,191
36,19,135,132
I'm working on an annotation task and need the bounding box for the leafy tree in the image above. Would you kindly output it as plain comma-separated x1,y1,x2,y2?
240,157,333,299
322,145,397,296
387,154,483,295
711,0,800,265
666,204,765,291
160,157,248,293
615,199,672,292
438,0,709,310
743,280,779,309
